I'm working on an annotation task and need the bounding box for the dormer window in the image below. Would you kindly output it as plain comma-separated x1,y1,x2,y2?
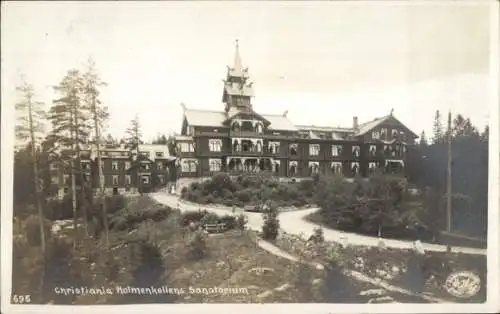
372,131,380,140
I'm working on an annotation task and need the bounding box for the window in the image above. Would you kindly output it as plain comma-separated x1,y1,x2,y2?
369,145,377,157
289,143,298,156
332,145,343,157
112,161,119,171
51,176,59,184
380,128,388,139
368,162,378,176
391,129,398,138
268,142,280,154
179,142,194,153
209,139,222,152
125,161,131,169
50,163,58,171
84,174,91,182
157,174,165,184
289,161,298,176
231,121,240,132
309,162,320,175
181,159,197,173
372,131,380,140
155,151,164,158
351,162,360,175
64,175,70,185
141,175,150,184
232,140,241,152
125,175,131,185
309,144,320,156
140,151,150,158
157,162,163,170
352,145,361,158
209,159,222,172
112,175,119,185
400,131,406,141
331,162,343,176
139,163,151,171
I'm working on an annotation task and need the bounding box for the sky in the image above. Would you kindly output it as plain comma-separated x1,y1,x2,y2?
1,1,494,143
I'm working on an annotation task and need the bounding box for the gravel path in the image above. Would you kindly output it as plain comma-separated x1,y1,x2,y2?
150,193,486,255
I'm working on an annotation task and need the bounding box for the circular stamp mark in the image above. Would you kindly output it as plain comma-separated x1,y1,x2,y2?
444,270,481,298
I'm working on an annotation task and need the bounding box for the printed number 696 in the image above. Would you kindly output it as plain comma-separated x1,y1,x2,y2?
12,295,31,303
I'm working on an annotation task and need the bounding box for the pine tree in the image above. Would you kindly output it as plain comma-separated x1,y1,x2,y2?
432,110,444,144
49,69,91,247
480,125,489,142
15,77,47,254
125,115,142,155
82,57,110,247
419,130,428,147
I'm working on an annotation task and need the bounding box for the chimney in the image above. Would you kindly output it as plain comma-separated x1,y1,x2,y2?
353,116,359,130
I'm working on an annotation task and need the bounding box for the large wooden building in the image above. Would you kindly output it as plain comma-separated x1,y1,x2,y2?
175,42,419,181
48,143,176,199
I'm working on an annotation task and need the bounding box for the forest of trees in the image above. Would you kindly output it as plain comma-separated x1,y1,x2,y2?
413,111,489,238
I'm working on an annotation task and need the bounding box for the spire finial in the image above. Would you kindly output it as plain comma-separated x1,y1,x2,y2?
232,39,243,75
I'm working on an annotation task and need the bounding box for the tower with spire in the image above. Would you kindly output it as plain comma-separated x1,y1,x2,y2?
222,40,254,116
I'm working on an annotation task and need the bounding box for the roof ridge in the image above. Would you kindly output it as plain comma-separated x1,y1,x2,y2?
185,108,224,114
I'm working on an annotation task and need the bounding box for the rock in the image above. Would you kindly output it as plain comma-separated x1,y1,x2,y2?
378,240,386,249
275,283,293,291
311,279,322,286
216,261,227,268
257,290,273,299
391,266,400,273
248,267,275,275
413,240,426,255
359,289,385,296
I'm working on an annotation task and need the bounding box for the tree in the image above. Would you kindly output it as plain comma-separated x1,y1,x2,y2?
49,69,91,247
432,110,444,144
452,114,479,139
15,78,47,253
82,57,110,247
262,204,280,240
152,133,168,145
419,130,428,147
125,115,142,155
480,125,489,142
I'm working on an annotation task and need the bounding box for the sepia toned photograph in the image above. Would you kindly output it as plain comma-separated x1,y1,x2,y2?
1,1,499,313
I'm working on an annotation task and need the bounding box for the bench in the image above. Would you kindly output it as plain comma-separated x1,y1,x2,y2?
204,223,227,233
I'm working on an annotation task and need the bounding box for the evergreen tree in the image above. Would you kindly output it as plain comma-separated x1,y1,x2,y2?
48,69,91,247
262,204,280,240
432,110,444,144
15,78,47,253
452,114,479,139
480,125,489,142
152,133,168,145
82,57,110,247
125,115,142,155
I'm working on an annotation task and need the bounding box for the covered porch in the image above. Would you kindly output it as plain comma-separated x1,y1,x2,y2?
226,157,280,174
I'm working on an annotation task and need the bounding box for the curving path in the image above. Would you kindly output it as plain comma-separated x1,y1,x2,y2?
150,193,486,255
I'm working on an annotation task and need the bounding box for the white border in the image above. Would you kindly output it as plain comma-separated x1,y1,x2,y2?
1,1,499,313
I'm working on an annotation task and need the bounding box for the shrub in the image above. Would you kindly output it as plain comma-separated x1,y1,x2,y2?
181,210,208,226
200,212,220,225
236,214,248,231
186,231,207,261
235,188,253,203
262,205,280,240
310,227,325,244
219,215,237,230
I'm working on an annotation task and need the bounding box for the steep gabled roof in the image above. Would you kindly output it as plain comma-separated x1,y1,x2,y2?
184,108,226,127
262,114,298,131
356,115,418,138
183,107,297,131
